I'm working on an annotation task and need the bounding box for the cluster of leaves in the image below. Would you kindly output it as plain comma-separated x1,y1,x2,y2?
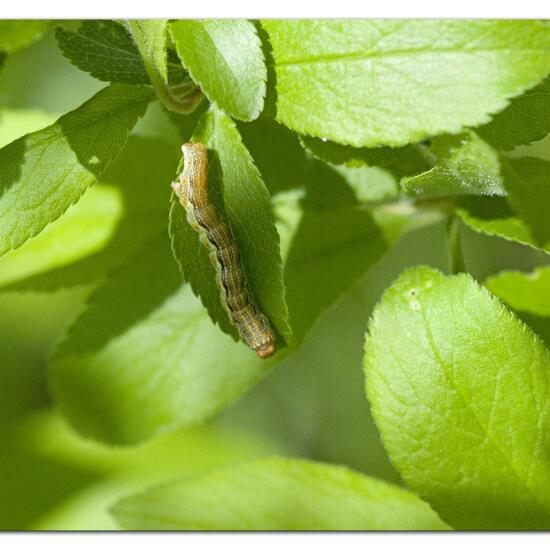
1,19,550,531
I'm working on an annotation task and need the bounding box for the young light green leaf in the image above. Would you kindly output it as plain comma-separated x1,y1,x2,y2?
402,132,504,197
127,20,169,80
477,74,550,151
170,107,291,344
0,20,48,53
261,20,550,147
50,283,270,444
502,157,550,247
365,266,550,530
486,267,550,317
55,20,188,87
111,457,447,530
458,196,550,255
127,20,203,114
0,84,154,257
170,19,266,121
300,135,430,178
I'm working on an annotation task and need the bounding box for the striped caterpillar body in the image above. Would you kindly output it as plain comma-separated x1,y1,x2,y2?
171,142,276,359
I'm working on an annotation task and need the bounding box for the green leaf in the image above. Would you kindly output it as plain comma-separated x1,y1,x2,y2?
111,457,448,530
20,410,283,530
55,20,188,87
55,21,150,85
300,135,430,178
238,116,318,194
50,283,269,444
127,20,203,114
241,117,400,201
52,235,181,359
331,164,399,203
502,157,550,246
170,107,291,345
285,200,387,343
169,192,236,339
1,136,179,292
125,20,169,83
365,266,550,530
402,132,504,197
261,20,550,147
458,216,549,283
0,20,48,53
0,84,154,257
458,196,550,254
485,267,550,317
170,19,266,121
0,184,121,288
477,74,550,151
285,174,446,344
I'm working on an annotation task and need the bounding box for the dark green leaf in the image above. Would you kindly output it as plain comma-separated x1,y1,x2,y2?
502,157,550,246
285,201,387,343
300,135,430,178
477,74,550,151
458,216,550,282
55,20,188,86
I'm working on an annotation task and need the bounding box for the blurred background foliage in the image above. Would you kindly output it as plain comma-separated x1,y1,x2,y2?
1,23,550,530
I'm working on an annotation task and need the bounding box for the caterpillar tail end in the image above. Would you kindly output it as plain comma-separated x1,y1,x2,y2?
256,343,276,359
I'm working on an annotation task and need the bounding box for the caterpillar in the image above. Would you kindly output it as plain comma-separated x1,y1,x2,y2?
171,142,276,359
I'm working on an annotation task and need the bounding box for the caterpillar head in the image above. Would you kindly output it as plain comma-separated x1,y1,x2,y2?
251,312,276,359
256,340,276,359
